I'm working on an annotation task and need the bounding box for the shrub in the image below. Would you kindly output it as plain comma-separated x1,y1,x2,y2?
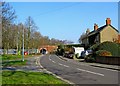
90,41,120,57
89,43,100,51
96,50,112,56
84,54,95,62
98,41,119,56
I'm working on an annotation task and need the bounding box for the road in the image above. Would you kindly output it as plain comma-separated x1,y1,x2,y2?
40,55,119,84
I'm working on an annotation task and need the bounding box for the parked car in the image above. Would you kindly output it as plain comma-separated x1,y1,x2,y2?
24,51,28,55
80,50,93,58
73,47,84,58
63,52,74,59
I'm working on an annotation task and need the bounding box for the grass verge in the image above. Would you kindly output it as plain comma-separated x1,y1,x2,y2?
2,71,67,84
1,54,40,61
2,60,27,67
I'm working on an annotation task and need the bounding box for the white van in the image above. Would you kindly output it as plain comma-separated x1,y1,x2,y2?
73,47,84,57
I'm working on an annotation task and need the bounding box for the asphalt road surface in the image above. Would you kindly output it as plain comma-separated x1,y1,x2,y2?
40,55,119,85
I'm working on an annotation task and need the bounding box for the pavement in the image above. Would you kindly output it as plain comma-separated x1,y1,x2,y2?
59,56,120,71
1,55,47,73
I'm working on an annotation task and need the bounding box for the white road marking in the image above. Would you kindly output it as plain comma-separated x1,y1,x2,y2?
56,55,118,72
58,63,69,68
49,55,56,64
55,55,64,61
49,55,52,61
59,63,63,66
63,65,69,68
35,56,44,68
52,60,56,63
77,68,104,76
49,58,51,61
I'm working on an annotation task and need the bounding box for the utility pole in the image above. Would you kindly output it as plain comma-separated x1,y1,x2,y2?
22,24,24,61
16,25,19,55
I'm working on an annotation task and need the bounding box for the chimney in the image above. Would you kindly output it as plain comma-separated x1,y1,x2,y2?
106,18,111,25
94,23,98,31
86,28,90,34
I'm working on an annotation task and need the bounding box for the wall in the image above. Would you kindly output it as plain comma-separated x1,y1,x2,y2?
95,56,120,65
100,26,118,43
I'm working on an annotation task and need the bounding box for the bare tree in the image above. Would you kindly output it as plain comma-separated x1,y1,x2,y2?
1,2,16,53
78,32,87,43
25,16,37,54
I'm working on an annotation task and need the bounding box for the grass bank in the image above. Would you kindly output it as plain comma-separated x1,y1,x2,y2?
2,60,27,67
1,54,28,67
1,54,39,61
2,71,67,84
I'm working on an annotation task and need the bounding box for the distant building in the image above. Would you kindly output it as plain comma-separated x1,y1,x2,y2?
39,45,57,54
81,18,119,46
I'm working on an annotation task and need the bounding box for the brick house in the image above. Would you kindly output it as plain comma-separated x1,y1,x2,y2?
114,34,120,43
81,18,119,47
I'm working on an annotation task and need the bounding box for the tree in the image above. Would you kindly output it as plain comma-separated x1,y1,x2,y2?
1,2,16,53
25,16,37,54
78,28,90,44
30,31,42,49
78,32,86,43
1,2,16,27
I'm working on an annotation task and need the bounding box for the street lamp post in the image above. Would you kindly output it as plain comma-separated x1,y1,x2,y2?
22,25,24,61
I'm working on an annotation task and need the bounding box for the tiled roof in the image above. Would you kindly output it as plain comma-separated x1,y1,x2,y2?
88,25,119,37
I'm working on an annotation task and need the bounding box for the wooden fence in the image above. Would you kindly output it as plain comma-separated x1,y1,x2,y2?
95,56,120,65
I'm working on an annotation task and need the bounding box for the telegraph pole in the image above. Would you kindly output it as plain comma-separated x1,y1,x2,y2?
22,24,24,61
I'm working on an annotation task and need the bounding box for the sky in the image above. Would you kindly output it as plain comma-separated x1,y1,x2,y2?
9,2,118,43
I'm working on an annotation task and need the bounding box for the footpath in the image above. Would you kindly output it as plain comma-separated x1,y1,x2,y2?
59,56,120,71
2,55,47,73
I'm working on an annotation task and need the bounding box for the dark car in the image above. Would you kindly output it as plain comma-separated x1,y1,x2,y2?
80,50,93,58
64,52,74,59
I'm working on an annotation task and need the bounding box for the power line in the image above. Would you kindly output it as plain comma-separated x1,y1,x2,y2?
35,3,80,17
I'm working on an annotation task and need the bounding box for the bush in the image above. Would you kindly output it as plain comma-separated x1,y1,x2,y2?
98,41,119,56
84,54,95,62
90,41,120,57
96,50,112,56
89,43,100,51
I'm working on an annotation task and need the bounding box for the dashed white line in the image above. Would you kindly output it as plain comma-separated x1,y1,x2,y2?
63,65,69,68
49,55,69,67
49,58,51,61
59,63,63,66
58,63,69,68
52,61,56,63
77,68,104,76
49,55,105,76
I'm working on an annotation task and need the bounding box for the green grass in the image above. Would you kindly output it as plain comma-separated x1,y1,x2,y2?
1,54,22,60
2,60,27,67
2,71,67,84
1,54,40,61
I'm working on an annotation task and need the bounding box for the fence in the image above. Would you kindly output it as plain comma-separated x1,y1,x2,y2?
95,56,120,65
